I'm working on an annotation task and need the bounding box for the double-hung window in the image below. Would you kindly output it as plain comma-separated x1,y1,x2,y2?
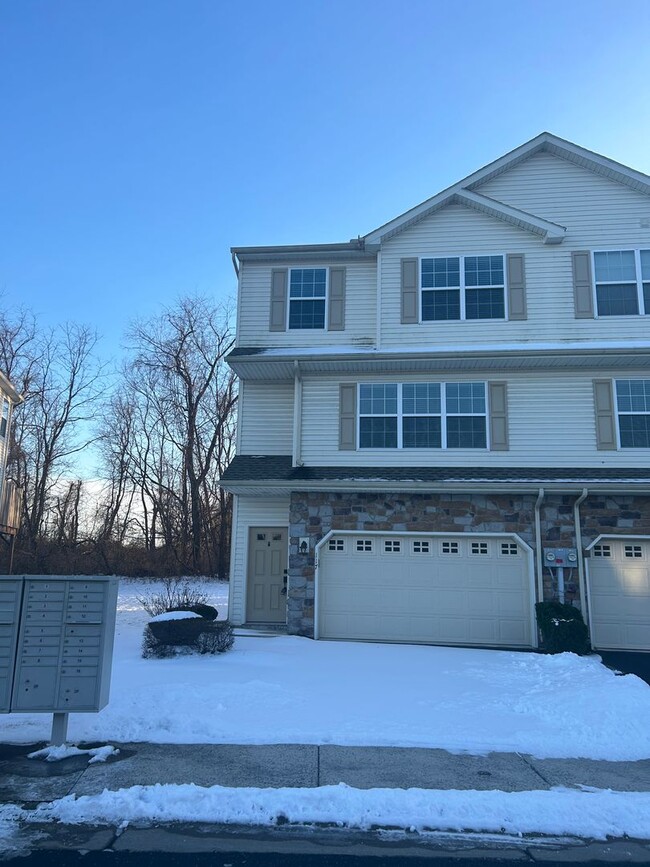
616,380,650,448
593,250,650,316
288,268,326,329
421,256,505,321
0,400,8,439
359,382,487,449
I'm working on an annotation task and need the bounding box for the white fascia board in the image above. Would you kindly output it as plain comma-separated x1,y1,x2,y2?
363,132,650,245
221,479,650,497
456,191,566,244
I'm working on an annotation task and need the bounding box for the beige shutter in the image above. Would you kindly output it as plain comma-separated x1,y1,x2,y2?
572,252,595,319
507,254,527,320
328,267,346,331
488,382,509,451
339,384,357,450
401,258,419,324
593,379,617,450
269,269,288,331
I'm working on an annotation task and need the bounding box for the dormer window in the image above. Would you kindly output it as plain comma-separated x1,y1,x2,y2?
421,255,505,321
289,269,327,329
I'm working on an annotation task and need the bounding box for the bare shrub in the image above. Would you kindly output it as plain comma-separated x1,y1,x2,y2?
138,577,209,618
196,622,235,654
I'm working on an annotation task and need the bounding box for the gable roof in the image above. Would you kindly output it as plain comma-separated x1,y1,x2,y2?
364,132,650,245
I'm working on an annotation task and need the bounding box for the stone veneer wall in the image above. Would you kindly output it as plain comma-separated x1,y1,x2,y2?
287,491,650,636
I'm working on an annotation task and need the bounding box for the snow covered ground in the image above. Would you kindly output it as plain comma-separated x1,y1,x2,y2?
4,784,650,841
1,579,650,760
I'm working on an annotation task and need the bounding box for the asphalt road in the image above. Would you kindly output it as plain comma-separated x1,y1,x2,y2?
599,650,650,685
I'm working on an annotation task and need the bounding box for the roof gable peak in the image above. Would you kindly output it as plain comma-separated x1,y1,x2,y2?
364,133,650,245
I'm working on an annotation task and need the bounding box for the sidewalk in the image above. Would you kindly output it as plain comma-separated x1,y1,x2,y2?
2,740,650,862
3,741,650,803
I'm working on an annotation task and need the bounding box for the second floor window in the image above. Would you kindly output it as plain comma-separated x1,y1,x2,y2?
0,400,8,439
421,255,505,322
594,250,650,316
289,269,326,329
616,379,650,447
359,382,487,449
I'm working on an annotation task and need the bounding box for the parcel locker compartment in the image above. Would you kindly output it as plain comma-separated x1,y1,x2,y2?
57,677,98,709
12,666,58,711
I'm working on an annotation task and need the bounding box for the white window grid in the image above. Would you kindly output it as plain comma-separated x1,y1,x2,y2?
441,540,460,555
288,268,328,330
471,541,489,555
593,544,612,558
615,379,650,449
384,540,401,553
412,540,430,553
328,539,345,552
624,544,643,559
500,542,518,556
356,539,373,553
592,249,650,317
358,381,488,450
419,254,507,321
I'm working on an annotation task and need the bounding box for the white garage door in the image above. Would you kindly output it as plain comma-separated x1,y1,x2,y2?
318,534,534,647
587,537,650,651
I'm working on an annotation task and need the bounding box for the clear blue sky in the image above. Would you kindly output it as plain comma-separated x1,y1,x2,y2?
2,0,650,363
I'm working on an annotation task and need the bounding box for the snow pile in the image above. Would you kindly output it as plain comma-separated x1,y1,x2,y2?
0,579,649,760
5,784,650,840
149,611,202,622
28,744,119,764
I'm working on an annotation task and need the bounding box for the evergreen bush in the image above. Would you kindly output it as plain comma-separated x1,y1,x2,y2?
535,600,591,655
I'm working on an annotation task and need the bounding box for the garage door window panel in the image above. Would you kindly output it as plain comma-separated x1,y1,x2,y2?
616,380,650,448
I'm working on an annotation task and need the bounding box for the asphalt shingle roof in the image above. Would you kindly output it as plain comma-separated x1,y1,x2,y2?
221,455,650,485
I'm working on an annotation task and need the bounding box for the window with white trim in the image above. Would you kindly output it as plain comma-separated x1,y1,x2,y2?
359,382,487,449
421,255,505,321
616,380,650,448
328,538,345,552
288,268,326,329
471,541,489,555
356,539,373,552
593,250,650,316
0,400,8,439
593,544,611,558
412,540,430,553
500,542,518,556
441,540,459,554
624,544,643,558
384,540,401,553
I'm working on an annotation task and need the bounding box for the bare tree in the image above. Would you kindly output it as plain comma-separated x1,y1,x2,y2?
97,296,237,575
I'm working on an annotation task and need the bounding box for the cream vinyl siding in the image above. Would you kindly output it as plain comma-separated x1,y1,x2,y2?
238,381,294,455
237,260,377,347
229,495,290,625
299,370,650,468
379,152,650,348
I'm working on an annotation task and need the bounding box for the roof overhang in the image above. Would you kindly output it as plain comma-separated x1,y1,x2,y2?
222,478,650,497
0,372,22,404
231,241,378,267
227,342,650,381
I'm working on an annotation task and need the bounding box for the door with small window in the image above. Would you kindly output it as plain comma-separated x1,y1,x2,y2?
586,537,650,650
246,528,288,623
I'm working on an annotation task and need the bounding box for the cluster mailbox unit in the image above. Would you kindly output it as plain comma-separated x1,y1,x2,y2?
0,575,119,742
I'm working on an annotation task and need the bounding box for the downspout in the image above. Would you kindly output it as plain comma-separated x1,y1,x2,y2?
292,360,303,467
534,488,545,603
574,488,589,614
375,250,382,350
